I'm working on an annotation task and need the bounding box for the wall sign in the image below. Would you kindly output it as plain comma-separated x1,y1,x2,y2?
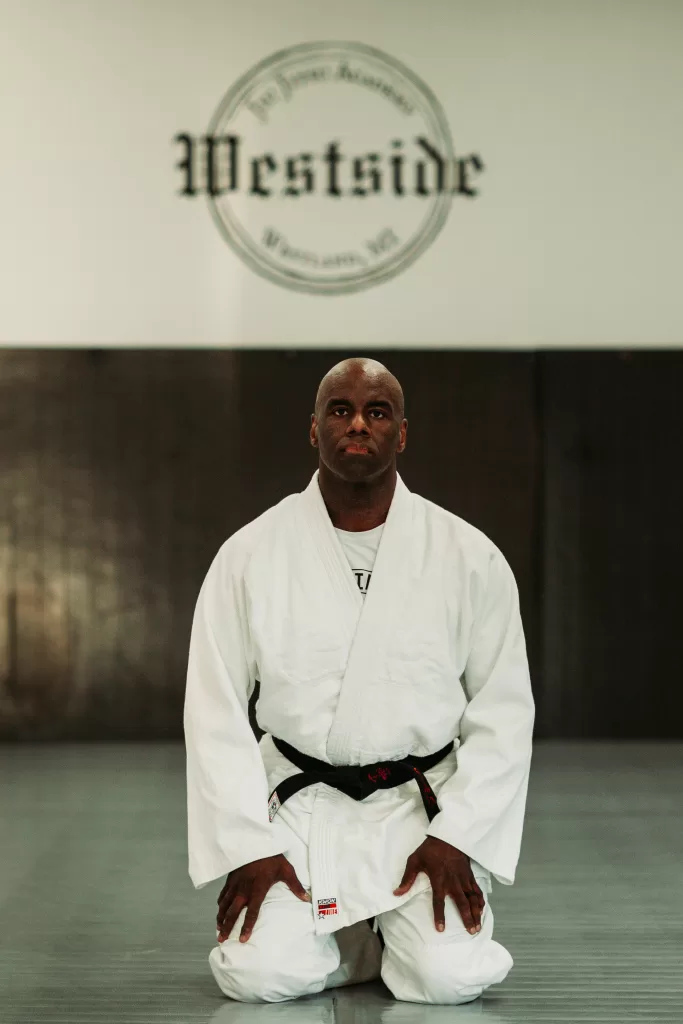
2,0,682,347
175,42,484,295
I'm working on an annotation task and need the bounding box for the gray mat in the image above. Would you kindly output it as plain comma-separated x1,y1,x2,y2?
1,741,682,1023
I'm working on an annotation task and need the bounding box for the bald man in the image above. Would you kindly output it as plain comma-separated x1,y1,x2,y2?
184,358,535,1006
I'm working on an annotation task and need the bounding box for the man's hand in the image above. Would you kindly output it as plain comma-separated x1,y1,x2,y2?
393,836,484,935
216,853,311,944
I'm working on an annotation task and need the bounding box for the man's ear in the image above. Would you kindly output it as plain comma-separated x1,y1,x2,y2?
397,418,408,454
310,414,318,447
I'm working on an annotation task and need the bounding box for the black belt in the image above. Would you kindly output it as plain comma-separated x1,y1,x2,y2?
267,737,454,824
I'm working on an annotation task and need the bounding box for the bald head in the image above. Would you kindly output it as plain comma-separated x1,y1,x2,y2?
315,358,405,420
310,357,407,483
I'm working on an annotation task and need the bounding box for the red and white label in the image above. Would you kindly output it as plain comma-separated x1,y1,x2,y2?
317,897,338,918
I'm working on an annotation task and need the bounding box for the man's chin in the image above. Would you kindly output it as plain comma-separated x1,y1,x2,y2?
332,458,382,482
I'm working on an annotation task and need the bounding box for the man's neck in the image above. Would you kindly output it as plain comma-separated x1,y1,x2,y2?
318,463,397,532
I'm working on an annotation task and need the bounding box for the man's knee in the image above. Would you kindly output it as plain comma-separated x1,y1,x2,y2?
209,929,338,1003
381,936,513,1005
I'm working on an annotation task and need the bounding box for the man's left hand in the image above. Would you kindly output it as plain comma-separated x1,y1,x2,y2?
393,836,484,934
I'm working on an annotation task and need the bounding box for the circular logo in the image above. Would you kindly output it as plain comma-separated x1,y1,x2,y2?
205,41,455,295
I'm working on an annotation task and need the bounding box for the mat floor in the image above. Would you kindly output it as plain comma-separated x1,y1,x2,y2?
1,741,682,1023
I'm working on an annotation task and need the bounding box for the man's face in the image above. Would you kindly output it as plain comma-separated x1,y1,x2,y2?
310,370,407,482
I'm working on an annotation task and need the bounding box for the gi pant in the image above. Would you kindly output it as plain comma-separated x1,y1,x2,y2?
209,884,512,1005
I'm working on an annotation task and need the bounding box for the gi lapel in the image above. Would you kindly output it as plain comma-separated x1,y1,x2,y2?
324,473,417,764
298,472,363,647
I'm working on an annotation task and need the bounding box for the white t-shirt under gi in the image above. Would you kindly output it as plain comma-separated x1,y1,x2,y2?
334,524,384,598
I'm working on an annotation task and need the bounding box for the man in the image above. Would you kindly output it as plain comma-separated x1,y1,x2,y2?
184,357,535,1005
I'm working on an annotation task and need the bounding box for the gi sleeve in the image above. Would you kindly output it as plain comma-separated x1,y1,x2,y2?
183,541,288,889
425,548,535,885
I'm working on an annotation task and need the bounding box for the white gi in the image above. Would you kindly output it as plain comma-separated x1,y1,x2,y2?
184,471,535,1004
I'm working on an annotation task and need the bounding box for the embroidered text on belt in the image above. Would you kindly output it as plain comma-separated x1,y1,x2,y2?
267,737,454,824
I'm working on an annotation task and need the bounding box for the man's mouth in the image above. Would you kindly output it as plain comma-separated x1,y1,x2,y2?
344,444,372,454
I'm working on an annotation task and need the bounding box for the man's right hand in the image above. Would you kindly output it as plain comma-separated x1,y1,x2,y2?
216,854,311,944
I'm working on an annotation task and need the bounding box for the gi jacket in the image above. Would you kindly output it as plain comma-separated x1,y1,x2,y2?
184,472,535,934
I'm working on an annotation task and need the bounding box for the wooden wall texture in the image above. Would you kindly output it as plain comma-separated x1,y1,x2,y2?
539,352,683,738
0,349,680,740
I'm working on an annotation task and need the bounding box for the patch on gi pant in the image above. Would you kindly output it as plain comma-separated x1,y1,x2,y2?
267,792,280,822
317,897,338,919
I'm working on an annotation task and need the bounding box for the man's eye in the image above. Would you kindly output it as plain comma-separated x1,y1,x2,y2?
332,408,347,416
369,409,386,418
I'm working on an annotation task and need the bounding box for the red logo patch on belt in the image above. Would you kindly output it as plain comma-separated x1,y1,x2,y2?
317,897,338,918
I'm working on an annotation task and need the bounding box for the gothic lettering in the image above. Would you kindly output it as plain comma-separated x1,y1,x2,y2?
415,137,446,196
455,153,484,196
250,154,277,196
176,135,485,199
174,133,196,196
283,154,314,196
323,141,343,197
351,154,381,197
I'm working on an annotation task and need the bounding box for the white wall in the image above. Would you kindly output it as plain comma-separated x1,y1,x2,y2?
0,0,681,347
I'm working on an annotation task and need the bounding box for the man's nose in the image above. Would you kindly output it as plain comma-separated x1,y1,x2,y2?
347,411,370,433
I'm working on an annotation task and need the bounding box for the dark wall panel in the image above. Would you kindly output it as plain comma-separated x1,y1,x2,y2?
4,347,682,741
0,350,244,739
540,352,683,738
